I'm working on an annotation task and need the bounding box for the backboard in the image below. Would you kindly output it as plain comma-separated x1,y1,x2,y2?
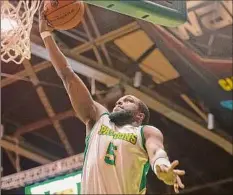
85,0,187,27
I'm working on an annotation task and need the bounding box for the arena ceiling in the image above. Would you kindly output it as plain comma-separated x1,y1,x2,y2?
1,1,232,194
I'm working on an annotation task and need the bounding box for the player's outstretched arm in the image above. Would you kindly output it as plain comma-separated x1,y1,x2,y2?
144,126,185,193
38,5,107,124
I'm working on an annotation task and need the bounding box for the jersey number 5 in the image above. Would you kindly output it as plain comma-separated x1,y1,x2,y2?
105,142,117,165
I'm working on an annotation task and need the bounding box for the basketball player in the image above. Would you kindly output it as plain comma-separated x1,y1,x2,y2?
39,7,185,194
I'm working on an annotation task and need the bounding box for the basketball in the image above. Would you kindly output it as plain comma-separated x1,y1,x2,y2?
44,0,85,30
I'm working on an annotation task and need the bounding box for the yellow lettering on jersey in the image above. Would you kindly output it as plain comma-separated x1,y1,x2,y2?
130,134,137,145
123,133,132,143
98,125,108,135
98,125,138,145
109,129,115,136
121,133,126,139
113,133,121,139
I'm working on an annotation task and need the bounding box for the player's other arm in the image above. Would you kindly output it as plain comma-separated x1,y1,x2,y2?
144,126,185,193
144,126,170,176
39,8,107,124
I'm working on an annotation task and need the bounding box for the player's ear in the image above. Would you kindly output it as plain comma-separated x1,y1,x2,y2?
136,112,145,124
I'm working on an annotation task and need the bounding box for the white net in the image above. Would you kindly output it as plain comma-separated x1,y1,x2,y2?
1,0,40,64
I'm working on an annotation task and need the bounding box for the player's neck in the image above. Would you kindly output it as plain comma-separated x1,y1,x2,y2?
131,121,141,127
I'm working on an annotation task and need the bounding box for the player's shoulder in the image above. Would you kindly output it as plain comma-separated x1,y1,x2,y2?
142,125,162,133
142,125,163,139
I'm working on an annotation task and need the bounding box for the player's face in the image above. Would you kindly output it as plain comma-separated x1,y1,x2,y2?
113,95,139,113
110,95,144,126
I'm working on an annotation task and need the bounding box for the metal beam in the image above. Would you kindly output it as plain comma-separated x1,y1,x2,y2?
82,18,104,64
5,151,17,170
1,72,63,89
1,61,52,88
22,60,74,155
85,4,114,67
71,21,140,54
14,110,75,136
57,30,87,43
31,43,119,87
3,135,60,161
180,94,208,122
31,43,233,155
0,139,52,164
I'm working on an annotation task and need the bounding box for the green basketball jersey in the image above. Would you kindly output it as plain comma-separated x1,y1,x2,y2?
81,113,150,194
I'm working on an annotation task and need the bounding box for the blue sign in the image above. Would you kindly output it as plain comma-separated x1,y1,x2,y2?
220,100,233,110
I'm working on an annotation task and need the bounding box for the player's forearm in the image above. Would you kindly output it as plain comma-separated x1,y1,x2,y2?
43,35,69,76
144,126,170,174
42,34,96,123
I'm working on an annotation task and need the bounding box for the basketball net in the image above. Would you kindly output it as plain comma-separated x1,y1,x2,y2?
1,0,40,64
